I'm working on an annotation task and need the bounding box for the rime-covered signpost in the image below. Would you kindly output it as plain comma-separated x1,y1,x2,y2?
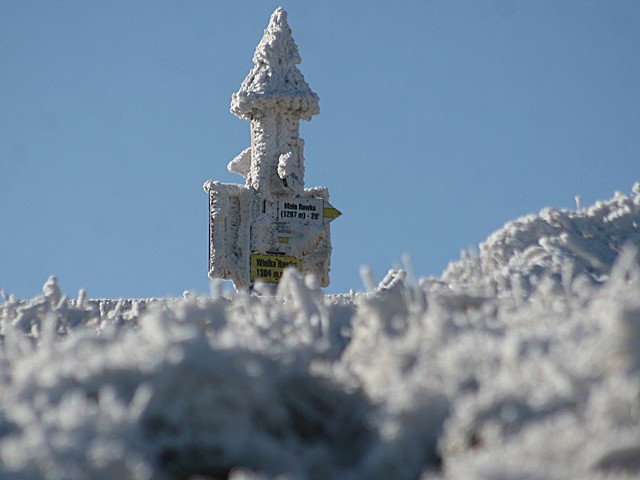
203,8,341,290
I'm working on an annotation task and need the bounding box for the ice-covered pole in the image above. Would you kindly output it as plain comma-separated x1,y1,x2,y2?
230,7,319,197
205,8,340,289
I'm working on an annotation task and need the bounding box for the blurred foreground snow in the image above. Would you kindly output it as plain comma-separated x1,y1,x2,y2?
1,185,640,479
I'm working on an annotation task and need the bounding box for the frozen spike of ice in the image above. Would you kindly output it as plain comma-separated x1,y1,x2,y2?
40,312,58,347
209,278,223,299
76,288,87,307
42,275,61,305
378,269,406,292
359,265,376,292
227,147,252,178
304,273,319,290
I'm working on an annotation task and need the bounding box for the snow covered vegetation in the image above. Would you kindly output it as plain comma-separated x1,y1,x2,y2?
1,184,640,479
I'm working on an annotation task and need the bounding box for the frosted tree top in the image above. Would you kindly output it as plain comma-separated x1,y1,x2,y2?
231,7,319,120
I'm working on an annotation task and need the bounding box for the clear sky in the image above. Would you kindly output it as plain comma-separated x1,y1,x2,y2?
1,1,639,299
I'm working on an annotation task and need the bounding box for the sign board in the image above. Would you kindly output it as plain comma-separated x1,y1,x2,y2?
271,196,342,254
250,253,302,283
277,197,342,225
277,197,323,224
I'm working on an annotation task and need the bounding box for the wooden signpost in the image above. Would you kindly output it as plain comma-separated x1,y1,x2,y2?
203,8,341,289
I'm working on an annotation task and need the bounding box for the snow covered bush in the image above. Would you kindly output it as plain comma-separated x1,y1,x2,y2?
1,185,640,479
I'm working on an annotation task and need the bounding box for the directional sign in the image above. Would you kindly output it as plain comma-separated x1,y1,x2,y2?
277,197,323,224
250,253,302,283
277,197,341,225
323,204,342,224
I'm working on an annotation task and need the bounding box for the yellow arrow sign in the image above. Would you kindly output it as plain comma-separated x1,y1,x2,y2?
250,253,302,283
323,203,342,224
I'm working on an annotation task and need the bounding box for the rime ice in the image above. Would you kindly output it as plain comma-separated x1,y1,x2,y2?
204,8,340,289
2,185,640,479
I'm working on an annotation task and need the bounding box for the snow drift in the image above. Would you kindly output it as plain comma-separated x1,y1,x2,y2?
1,184,640,479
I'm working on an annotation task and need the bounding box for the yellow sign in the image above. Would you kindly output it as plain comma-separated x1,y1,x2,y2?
250,253,302,283
323,206,342,222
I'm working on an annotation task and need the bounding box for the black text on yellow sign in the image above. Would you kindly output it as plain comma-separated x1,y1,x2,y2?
250,254,302,283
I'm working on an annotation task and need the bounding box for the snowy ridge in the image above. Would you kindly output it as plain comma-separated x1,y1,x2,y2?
1,185,640,479
443,182,640,297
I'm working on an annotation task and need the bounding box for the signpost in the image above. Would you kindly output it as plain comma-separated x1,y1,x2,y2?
250,254,302,284
203,8,341,290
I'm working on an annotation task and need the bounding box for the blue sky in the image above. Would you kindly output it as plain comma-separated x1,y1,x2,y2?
1,1,639,298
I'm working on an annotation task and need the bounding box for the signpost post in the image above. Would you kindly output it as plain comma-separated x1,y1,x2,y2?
203,8,341,290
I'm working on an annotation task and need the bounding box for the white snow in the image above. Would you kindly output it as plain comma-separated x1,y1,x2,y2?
231,7,319,122
1,184,640,479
